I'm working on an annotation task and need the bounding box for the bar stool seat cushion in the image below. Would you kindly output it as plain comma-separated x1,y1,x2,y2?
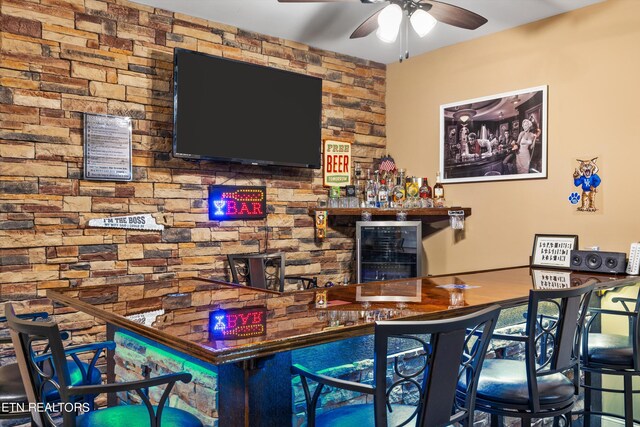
460,359,574,406
0,364,28,408
0,360,101,408
75,405,203,427
585,333,633,367
313,403,417,427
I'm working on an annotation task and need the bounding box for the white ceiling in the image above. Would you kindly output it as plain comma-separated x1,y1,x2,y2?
133,0,604,64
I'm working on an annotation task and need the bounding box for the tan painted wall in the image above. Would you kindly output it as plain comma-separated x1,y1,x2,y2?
387,0,640,275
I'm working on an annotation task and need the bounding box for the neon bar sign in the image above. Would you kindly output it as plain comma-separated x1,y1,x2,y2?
209,307,268,340
208,185,267,220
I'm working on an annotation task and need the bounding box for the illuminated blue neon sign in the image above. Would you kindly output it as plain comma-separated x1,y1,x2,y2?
208,185,267,220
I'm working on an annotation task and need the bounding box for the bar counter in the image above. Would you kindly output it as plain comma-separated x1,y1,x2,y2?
47,266,639,365
46,266,640,426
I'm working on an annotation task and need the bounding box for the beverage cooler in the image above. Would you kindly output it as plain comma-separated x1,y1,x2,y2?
356,221,422,283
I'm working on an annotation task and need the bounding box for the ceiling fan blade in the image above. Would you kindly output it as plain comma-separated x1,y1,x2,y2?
420,0,487,30
350,8,383,39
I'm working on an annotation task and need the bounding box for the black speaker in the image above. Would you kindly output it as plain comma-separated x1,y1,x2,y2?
570,250,627,274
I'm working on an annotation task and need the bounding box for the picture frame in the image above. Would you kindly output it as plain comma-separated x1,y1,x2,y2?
440,85,548,183
531,234,579,269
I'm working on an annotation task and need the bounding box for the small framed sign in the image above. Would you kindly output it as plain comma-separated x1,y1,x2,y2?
531,234,579,269
323,139,351,187
208,185,267,220
83,113,132,181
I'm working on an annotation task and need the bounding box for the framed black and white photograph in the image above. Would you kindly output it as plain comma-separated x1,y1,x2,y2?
440,86,548,183
531,234,579,269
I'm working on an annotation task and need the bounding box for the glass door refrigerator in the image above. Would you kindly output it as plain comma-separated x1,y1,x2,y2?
356,221,422,283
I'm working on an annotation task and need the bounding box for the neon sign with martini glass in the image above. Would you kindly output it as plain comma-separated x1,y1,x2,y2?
208,185,267,220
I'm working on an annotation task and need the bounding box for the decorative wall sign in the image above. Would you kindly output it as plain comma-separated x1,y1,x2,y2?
83,113,132,181
88,214,164,230
531,234,579,269
323,139,351,187
208,186,267,220
209,307,267,340
440,86,547,183
573,157,601,212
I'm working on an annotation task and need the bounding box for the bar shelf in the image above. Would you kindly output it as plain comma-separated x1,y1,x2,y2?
308,207,471,223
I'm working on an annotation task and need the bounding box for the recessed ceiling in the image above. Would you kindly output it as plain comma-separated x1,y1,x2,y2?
133,0,605,64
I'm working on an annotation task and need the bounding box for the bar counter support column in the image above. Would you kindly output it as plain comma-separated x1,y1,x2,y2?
218,351,292,427
106,323,116,407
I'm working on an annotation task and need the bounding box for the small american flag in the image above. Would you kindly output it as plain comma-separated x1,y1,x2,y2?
378,155,397,174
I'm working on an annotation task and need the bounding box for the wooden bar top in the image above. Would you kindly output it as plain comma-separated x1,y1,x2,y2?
47,266,639,365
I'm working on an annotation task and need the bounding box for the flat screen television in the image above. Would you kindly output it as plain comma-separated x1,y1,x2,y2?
173,48,322,169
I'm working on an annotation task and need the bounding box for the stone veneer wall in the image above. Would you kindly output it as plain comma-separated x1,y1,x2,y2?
0,0,386,298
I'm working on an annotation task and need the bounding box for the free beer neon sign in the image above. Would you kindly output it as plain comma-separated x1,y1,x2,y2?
209,307,267,340
208,185,267,220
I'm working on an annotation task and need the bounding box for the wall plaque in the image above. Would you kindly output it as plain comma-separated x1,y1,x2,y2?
88,214,164,231
84,113,132,181
209,307,267,340
323,139,351,187
208,185,267,220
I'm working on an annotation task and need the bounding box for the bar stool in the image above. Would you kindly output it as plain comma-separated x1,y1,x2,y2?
581,289,640,427
457,284,595,426
292,305,501,427
0,312,107,423
228,252,317,292
6,303,203,427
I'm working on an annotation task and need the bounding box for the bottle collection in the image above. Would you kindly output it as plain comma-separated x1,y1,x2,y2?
352,164,446,209
323,157,448,209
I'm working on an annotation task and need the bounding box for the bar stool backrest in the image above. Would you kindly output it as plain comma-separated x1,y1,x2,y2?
6,303,71,427
227,252,286,292
524,284,595,412
583,285,640,371
372,305,501,427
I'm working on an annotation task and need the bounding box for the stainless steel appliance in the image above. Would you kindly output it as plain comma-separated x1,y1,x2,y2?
356,221,422,283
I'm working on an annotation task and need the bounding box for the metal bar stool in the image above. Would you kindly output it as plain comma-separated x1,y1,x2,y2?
292,305,501,427
6,302,203,427
456,283,595,427
582,287,640,427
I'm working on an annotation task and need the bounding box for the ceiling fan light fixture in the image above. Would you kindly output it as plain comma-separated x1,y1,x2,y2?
410,9,436,37
376,3,403,43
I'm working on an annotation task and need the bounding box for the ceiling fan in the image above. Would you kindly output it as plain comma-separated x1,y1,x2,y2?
277,0,487,61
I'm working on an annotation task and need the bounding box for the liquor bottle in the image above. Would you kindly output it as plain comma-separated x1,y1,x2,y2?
365,179,377,208
434,172,445,200
377,179,389,208
354,162,363,204
405,177,419,208
391,174,406,208
373,170,380,207
419,177,433,199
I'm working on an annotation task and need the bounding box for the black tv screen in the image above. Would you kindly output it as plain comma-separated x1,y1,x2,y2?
173,48,322,169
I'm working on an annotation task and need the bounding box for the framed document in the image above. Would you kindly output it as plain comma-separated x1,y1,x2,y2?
84,113,132,181
531,234,579,269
